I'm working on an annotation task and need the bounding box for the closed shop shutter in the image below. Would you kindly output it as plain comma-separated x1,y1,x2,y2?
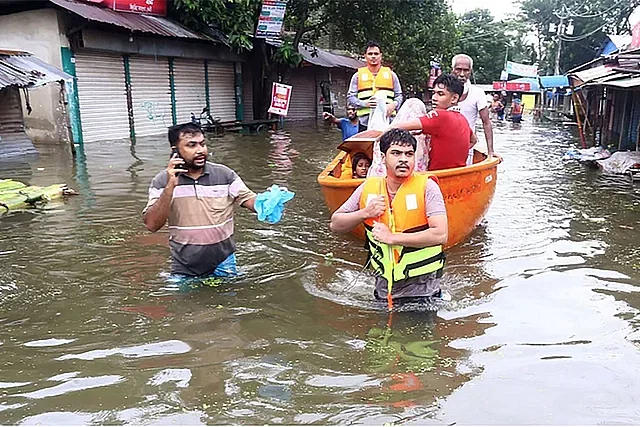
627,94,640,149
242,66,254,121
173,58,207,124
0,87,24,135
0,87,37,158
287,68,317,120
75,51,130,142
208,61,236,122
129,55,172,137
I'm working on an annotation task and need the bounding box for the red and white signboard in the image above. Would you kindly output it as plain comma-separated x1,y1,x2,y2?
493,81,532,92
92,0,167,16
268,82,292,116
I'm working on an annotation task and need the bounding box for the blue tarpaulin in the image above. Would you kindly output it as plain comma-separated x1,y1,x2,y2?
539,75,569,88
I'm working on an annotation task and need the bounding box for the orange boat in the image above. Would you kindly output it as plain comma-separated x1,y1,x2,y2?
317,130,501,249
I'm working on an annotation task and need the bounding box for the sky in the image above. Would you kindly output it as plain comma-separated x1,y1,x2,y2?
449,0,520,21
450,0,640,25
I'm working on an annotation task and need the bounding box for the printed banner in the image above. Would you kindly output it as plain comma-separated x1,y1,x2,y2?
268,82,292,116
505,61,538,78
256,0,287,38
101,0,167,15
493,81,532,92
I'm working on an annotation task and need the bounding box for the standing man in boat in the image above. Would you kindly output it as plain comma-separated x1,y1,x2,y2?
347,41,403,127
329,128,448,305
451,54,495,160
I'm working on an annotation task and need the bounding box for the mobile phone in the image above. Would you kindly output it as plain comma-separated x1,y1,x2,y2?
170,147,178,159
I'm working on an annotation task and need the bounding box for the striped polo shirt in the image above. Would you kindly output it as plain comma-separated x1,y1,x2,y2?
144,162,256,276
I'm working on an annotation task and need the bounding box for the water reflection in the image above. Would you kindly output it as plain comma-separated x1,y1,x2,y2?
0,121,640,423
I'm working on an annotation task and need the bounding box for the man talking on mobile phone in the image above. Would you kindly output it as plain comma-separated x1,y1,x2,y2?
142,122,258,278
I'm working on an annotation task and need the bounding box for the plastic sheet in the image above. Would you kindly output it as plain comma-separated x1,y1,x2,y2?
367,92,390,132
254,184,295,224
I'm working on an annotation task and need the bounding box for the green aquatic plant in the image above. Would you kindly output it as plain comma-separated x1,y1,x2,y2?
201,277,224,288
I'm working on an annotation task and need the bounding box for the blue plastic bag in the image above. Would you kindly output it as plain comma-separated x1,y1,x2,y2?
254,184,295,224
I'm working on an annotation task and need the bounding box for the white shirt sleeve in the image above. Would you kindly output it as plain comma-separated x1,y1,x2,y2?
476,88,488,111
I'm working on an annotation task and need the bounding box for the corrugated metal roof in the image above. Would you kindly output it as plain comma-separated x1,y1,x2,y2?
602,76,640,88
49,0,211,40
572,65,616,85
0,51,72,90
299,44,364,70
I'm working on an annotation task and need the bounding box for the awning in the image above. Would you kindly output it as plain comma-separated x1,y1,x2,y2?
539,75,569,88
298,44,364,70
0,50,72,90
49,0,213,41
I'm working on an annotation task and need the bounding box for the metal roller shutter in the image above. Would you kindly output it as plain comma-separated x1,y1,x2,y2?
287,68,317,120
75,51,129,142
242,66,254,121
628,95,640,149
173,58,207,124
0,87,37,158
129,56,172,137
208,61,236,122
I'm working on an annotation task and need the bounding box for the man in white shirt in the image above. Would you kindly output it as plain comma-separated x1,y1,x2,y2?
451,54,495,161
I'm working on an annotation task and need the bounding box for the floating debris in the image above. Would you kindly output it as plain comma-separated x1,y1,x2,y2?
0,179,76,214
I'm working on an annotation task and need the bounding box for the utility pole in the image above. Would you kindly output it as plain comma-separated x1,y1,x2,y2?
554,16,563,75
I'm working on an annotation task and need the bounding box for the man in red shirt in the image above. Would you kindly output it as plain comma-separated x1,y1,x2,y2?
392,74,473,171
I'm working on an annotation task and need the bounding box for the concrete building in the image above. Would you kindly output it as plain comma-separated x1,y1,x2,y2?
0,49,72,158
0,0,245,149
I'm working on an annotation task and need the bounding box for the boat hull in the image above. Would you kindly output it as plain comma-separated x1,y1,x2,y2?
317,149,500,249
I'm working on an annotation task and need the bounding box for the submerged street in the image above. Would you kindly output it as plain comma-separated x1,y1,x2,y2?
1,119,640,424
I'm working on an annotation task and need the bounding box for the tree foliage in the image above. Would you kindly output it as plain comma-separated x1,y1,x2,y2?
320,0,458,88
170,0,259,52
170,0,458,88
454,9,538,83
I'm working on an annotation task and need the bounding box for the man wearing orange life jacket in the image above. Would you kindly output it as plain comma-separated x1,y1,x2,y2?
347,41,404,127
329,129,448,302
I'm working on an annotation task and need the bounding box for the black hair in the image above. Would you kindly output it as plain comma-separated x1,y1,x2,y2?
433,73,464,97
168,122,204,147
379,129,417,154
365,41,381,53
352,151,371,171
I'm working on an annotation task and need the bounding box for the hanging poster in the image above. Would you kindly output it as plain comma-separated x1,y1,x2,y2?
268,82,292,116
256,0,287,38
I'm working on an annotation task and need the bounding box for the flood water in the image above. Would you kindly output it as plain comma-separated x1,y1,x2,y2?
1,118,640,424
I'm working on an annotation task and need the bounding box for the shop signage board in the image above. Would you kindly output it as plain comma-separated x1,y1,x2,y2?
256,0,287,38
268,82,292,116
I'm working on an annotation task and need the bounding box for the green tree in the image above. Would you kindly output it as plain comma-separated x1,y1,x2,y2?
169,0,459,116
321,0,458,88
454,9,537,83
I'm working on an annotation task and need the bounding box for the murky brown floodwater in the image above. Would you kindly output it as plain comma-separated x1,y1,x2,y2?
1,117,640,424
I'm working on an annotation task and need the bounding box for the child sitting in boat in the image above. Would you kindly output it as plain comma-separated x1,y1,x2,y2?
351,152,371,179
